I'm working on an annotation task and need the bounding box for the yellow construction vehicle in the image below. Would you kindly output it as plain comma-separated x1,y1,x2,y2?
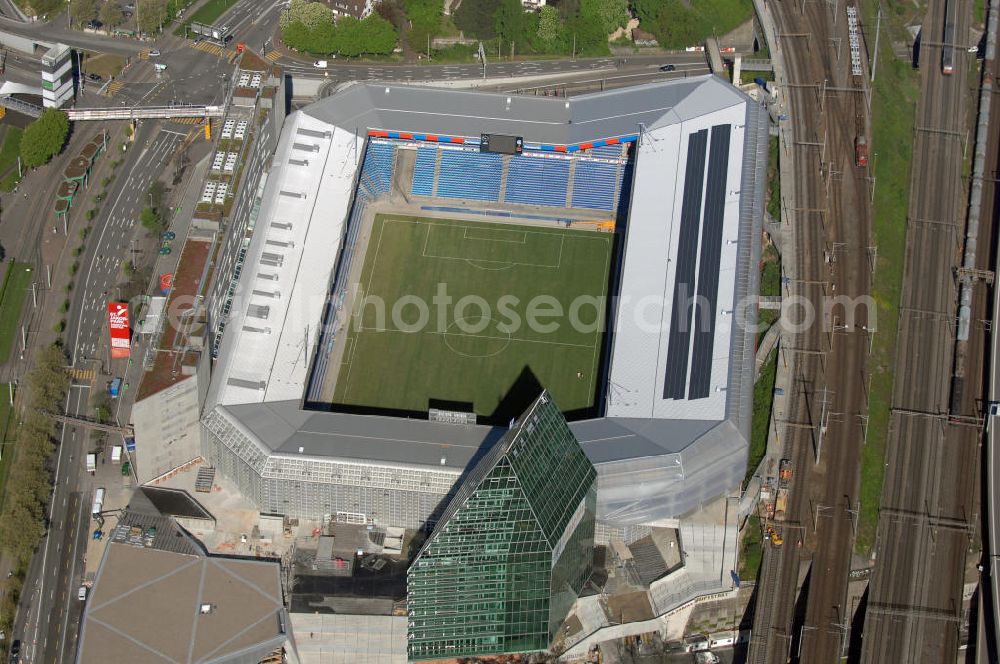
572,219,616,232
766,525,784,547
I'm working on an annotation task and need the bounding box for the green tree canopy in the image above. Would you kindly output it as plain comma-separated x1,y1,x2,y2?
99,0,124,27
403,0,441,52
454,0,496,39
579,0,628,35
69,0,98,27
536,5,564,50
136,0,167,33
493,0,525,45
20,109,69,169
282,10,398,55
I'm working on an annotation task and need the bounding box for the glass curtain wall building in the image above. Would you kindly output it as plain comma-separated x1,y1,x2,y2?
407,392,596,661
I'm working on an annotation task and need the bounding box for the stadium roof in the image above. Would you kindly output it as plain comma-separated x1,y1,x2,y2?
219,400,505,471
205,77,767,524
304,77,747,147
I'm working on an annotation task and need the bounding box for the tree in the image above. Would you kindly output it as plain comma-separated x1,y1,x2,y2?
650,0,698,49
403,0,441,52
147,179,166,209
140,206,163,232
579,0,628,35
27,345,69,412
69,0,98,27
136,0,167,33
454,0,496,39
20,109,69,169
99,0,124,27
360,14,399,54
630,0,660,25
536,5,563,49
494,0,525,46
566,12,608,56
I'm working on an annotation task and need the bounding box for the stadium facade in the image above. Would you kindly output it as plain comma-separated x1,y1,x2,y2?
202,77,766,540
407,391,596,660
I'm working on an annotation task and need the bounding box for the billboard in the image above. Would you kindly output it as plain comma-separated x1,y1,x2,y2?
107,302,131,358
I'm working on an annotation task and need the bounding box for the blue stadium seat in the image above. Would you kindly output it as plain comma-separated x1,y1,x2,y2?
436,150,502,201
411,147,437,196
587,144,624,160
571,161,618,210
504,156,569,207
360,141,396,195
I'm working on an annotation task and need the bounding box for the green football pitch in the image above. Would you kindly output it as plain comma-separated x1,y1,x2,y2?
332,215,613,418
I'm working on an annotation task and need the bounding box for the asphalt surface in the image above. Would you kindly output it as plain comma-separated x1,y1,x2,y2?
12,126,182,664
745,1,873,662
859,0,979,662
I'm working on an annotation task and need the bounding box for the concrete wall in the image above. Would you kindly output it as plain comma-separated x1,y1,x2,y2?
0,29,51,54
131,373,202,484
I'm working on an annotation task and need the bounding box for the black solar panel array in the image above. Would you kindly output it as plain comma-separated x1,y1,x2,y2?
689,125,732,399
662,124,732,401
662,129,708,399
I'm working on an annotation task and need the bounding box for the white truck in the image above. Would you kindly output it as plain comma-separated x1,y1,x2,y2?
85,453,96,474
111,445,122,464
91,488,105,518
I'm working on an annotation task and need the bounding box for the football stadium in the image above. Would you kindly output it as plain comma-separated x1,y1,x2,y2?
202,76,767,600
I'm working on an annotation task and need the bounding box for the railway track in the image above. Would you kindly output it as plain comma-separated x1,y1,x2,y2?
746,0,874,661
859,0,979,661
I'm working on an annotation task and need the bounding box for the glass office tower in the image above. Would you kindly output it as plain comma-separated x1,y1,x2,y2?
407,391,597,661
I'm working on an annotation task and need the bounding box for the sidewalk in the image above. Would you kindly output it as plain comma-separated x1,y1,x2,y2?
747,0,797,483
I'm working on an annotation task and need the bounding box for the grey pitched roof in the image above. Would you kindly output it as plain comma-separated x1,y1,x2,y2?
303,76,748,146
221,400,506,471
570,417,720,462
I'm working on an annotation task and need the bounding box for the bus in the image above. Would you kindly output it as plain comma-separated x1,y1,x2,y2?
91,487,105,518
942,0,955,74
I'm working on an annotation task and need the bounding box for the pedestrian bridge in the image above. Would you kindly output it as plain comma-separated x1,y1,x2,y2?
66,104,224,121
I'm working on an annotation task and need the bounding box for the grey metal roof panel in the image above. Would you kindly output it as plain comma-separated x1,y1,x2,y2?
303,76,748,146
571,417,720,463
222,401,504,470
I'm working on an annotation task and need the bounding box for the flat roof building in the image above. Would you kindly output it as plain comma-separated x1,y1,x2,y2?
76,503,293,663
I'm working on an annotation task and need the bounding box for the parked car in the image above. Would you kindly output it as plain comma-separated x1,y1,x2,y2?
77,586,87,601
86,73,102,82
313,60,327,68
159,245,171,255
8,640,20,664
659,63,676,72
161,231,175,240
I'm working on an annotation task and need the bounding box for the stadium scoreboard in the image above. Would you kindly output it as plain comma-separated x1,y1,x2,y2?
480,133,523,155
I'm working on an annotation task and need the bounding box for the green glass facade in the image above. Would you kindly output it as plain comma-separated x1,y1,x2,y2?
407,392,596,661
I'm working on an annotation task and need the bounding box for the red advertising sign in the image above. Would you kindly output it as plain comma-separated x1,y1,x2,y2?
160,273,174,293
107,302,131,359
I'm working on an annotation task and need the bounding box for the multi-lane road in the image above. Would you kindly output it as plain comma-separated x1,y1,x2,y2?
13,127,182,664
860,0,978,662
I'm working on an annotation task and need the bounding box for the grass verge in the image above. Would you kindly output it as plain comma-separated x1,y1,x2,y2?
854,17,919,556
739,514,763,580
82,53,126,80
0,392,14,511
745,349,777,486
173,0,239,36
0,127,23,193
766,135,780,220
0,262,33,364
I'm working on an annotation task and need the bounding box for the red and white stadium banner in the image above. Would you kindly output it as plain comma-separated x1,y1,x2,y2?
107,302,131,359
